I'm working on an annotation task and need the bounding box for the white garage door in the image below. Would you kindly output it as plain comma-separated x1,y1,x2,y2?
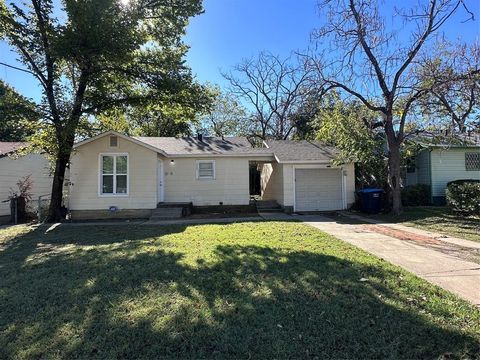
294,168,343,211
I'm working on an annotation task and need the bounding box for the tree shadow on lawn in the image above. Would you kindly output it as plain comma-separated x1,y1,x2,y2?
0,224,479,359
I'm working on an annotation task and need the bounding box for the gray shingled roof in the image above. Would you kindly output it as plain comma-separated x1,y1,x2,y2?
408,132,480,147
134,136,271,156
0,142,28,156
265,140,339,162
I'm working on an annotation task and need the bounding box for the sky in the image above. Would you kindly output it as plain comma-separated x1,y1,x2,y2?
0,0,479,102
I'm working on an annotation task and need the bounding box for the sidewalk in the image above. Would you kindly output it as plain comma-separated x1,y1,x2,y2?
299,214,480,306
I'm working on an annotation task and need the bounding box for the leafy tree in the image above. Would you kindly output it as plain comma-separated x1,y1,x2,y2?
291,92,323,140
313,93,387,188
198,86,248,137
0,80,38,141
0,0,209,221
309,0,476,214
92,95,213,138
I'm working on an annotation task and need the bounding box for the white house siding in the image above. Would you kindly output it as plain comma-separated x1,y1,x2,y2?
416,149,431,186
282,164,295,207
260,163,284,205
163,156,250,205
405,171,418,186
430,148,480,198
0,153,53,217
261,162,355,209
344,163,356,206
69,136,158,211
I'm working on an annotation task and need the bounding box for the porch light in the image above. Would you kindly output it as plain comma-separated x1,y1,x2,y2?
170,159,175,165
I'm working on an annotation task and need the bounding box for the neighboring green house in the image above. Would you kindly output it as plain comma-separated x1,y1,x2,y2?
405,135,480,205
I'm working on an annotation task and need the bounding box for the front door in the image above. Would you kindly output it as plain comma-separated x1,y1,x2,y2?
157,159,164,203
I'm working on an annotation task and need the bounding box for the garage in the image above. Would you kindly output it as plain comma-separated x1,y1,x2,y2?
294,168,344,211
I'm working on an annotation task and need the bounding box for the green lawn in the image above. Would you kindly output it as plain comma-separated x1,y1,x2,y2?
1,222,479,359
371,207,480,242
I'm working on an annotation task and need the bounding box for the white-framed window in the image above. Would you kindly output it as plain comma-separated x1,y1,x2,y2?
196,160,215,180
465,152,480,171
99,153,129,195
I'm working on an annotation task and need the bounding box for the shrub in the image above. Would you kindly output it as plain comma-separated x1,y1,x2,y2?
447,179,480,187
401,184,431,206
446,182,480,215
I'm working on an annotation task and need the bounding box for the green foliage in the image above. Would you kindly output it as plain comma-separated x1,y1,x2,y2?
447,179,480,187
0,0,210,220
0,80,38,141
291,93,322,140
446,182,480,215
314,93,387,187
401,184,431,206
198,85,248,137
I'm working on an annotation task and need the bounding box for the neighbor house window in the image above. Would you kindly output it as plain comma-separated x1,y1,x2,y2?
406,157,416,173
465,153,480,171
196,160,215,180
100,154,128,195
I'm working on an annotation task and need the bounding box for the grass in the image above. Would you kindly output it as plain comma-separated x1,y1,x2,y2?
371,206,480,242
1,222,479,359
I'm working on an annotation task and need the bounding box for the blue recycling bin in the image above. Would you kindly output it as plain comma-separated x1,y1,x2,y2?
357,188,384,214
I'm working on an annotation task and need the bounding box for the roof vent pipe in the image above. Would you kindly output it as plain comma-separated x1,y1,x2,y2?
197,133,203,142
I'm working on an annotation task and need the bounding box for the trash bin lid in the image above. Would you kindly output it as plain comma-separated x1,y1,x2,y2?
358,188,384,193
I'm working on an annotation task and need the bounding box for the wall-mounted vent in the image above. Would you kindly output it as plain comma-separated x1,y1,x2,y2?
110,135,118,147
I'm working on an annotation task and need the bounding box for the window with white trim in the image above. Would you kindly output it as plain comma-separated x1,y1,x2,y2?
465,152,480,171
196,160,215,180
100,154,128,195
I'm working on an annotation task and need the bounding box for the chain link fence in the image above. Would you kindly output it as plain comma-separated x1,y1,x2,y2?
35,194,51,223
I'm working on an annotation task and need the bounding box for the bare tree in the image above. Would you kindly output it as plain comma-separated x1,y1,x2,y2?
223,52,315,140
308,0,475,214
418,42,480,133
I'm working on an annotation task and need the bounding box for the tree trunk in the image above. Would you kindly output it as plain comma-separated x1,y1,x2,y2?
384,115,402,215
46,144,71,222
45,68,90,223
388,143,402,215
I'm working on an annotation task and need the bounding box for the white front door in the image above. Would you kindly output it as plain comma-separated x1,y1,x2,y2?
157,159,164,203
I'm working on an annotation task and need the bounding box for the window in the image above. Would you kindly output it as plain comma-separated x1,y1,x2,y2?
100,154,128,195
465,152,480,171
109,135,118,147
406,157,416,173
196,160,215,180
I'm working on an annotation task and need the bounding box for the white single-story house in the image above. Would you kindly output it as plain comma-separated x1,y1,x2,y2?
0,142,53,223
405,141,480,204
261,140,355,212
68,131,355,219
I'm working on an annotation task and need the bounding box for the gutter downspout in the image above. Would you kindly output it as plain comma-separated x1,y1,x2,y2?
428,149,433,204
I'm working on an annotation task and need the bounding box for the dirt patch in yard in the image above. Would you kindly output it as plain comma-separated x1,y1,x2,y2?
363,224,444,245
361,223,480,265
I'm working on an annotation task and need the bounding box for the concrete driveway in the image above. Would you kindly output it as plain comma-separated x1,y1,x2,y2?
298,214,480,306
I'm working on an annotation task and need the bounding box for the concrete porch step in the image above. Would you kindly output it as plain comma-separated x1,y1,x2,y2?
255,200,280,207
255,200,283,213
157,202,192,208
150,207,183,220
256,208,284,213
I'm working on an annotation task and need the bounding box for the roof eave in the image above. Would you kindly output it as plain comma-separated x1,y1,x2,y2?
73,130,169,156
166,152,275,158
276,159,337,164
